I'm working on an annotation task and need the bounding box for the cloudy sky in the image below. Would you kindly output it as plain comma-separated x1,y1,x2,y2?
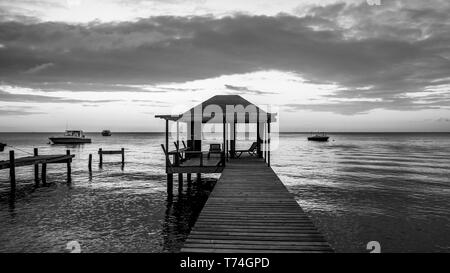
0,0,449,132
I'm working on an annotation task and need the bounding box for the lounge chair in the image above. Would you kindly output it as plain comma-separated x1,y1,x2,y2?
234,142,258,158
208,144,222,159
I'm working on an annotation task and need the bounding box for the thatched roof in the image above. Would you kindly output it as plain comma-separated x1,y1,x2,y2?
155,95,276,124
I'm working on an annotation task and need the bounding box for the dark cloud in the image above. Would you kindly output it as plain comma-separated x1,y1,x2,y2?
0,1,449,113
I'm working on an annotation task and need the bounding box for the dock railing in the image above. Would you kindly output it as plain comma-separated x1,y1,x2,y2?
161,144,224,172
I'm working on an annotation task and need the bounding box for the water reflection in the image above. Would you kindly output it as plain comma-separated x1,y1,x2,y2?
1,133,449,252
162,177,216,253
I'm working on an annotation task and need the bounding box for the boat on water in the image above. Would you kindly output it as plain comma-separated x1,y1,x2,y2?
101,130,112,136
0,142,6,152
49,130,91,144
307,132,329,142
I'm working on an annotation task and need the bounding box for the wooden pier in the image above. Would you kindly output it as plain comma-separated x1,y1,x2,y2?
181,156,333,253
0,149,75,195
98,148,125,167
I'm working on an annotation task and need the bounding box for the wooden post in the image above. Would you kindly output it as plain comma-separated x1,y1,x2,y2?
99,148,103,167
257,109,262,158
9,151,16,194
230,122,236,158
190,119,195,151
226,123,229,162
176,121,180,151
167,174,173,195
121,148,125,164
42,163,47,185
34,148,39,186
197,173,201,182
264,123,267,162
88,154,92,172
187,173,192,184
268,120,271,167
222,116,226,167
165,119,169,168
178,173,183,193
66,150,71,183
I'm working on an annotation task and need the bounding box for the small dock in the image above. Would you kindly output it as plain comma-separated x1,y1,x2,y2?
0,149,74,195
181,156,333,253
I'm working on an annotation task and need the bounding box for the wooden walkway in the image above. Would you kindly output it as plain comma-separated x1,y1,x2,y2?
181,156,333,253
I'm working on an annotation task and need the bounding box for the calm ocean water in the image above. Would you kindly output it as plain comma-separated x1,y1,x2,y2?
0,132,449,253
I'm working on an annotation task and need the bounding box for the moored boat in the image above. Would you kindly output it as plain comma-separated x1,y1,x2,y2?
49,130,91,144
101,130,112,136
307,132,329,142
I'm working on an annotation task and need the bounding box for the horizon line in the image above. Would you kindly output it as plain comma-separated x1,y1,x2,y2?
0,131,449,134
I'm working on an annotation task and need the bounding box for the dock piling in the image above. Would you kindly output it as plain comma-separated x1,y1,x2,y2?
196,173,201,182
178,173,183,193
66,150,71,183
167,174,173,195
121,148,125,164
187,173,192,183
9,151,16,194
0,150,75,193
42,163,47,185
34,148,39,186
99,148,103,167
88,154,92,172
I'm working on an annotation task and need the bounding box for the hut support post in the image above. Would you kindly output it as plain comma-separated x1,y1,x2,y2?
9,151,16,194
268,120,271,167
178,173,183,193
176,121,180,152
34,148,39,186
226,123,229,162
167,174,173,195
187,173,192,184
230,122,236,158
264,123,267,162
222,116,226,166
121,148,125,165
165,119,173,196
257,110,262,158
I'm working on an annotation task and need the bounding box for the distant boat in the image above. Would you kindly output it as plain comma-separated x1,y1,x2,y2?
307,132,329,142
49,130,91,144
0,142,6,152
101,130,112,136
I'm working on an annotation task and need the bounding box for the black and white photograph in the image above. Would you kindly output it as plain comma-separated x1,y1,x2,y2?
0,0,449,261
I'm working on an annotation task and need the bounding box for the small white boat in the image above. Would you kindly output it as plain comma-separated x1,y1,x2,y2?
49,130,91,144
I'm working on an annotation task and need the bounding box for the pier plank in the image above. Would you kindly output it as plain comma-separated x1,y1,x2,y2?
0,154,74,170
181,156,333,253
